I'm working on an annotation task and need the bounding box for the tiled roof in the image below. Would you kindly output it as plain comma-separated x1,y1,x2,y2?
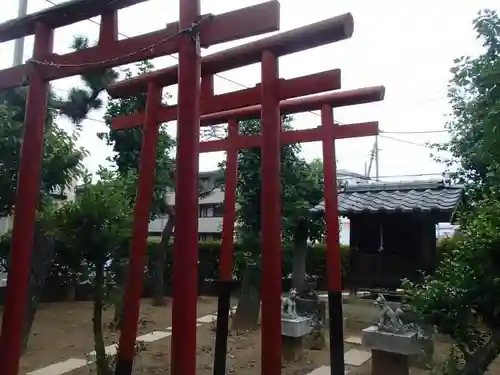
311,180,463,215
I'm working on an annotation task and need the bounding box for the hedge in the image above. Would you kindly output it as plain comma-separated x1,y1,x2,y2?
0,235,457,302
143,241,351,290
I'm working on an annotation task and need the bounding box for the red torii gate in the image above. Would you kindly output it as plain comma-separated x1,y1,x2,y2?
105,12,378,375
197,86,384,375
112,84,384,375
114,71,342,375
0,1,280,375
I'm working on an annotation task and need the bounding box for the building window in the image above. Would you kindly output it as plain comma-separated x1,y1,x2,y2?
212,203,224,217
199,204,210,217
200,177,211,191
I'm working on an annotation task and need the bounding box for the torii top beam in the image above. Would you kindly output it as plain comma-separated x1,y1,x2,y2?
107,12,354,98
197,86,386,126
0,1,280,91
0,0,148,43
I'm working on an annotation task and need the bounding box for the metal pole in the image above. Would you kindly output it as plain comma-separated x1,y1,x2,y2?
375,135,380,180
13,0,29,66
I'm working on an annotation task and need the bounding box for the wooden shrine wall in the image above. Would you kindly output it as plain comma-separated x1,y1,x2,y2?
347,212,437,289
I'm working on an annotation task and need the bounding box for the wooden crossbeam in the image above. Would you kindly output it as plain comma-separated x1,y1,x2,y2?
0,0,148,43
111,69,342,130
0,1,280,91
199,121,379,153
107,13,354,98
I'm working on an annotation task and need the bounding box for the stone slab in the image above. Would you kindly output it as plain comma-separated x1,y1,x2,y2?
136,330,171,343
345,335,362,345
344,349,372,366
27,358,89,375
167,323,202,330
282,316,313,338
362,326,421,356
197,314,217,323
307,365,350,375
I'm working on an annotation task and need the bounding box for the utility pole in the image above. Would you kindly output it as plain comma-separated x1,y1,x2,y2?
13,0,29,66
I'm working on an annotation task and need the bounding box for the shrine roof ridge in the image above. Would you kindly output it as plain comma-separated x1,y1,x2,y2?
0,0,148,43
311,180,464,216
107,12,354,98
343,180,463,193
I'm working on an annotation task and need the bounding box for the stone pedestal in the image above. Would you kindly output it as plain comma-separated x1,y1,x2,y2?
282,336,304,361
362,326,422,375
282,316,312,362
371,350,409,375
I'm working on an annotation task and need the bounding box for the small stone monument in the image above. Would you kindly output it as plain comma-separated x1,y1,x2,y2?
281,288,313,361
361,294,432,375
295,282,326,350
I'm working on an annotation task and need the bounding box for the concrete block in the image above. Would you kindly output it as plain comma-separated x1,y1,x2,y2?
197,314,217,323
344,349,372,366
27,358,89,375
345,335,362,345
282,316,312,338
136,330,171,343
362,326,421,356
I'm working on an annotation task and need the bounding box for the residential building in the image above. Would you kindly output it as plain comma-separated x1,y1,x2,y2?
149,170,225,241
0,169,372,243
149,168,371,242
0,179,79,235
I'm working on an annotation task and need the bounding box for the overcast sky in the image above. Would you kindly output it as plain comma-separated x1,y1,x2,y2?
2,0,499,182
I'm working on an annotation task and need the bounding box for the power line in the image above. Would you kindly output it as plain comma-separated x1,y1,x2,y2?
379,135,430,148
381,129,447,135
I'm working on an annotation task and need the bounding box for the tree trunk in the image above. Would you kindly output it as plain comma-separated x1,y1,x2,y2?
292,237,308,295
151,206,175,306
112,259,127,330
292,217,309,296
93,258,110,375
21,221,55,354
65,274,77,301
232,261,261,331
460,330,500,375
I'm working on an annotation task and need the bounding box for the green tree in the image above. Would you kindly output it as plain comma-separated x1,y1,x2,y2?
433,9,500,202
404,188,500,375
98,60,176,307
0,100,87,352
0,104,87,216
0,34,117,353
99,60,220,306
53,171,133,375
405,9,500,375
230,117,325,330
